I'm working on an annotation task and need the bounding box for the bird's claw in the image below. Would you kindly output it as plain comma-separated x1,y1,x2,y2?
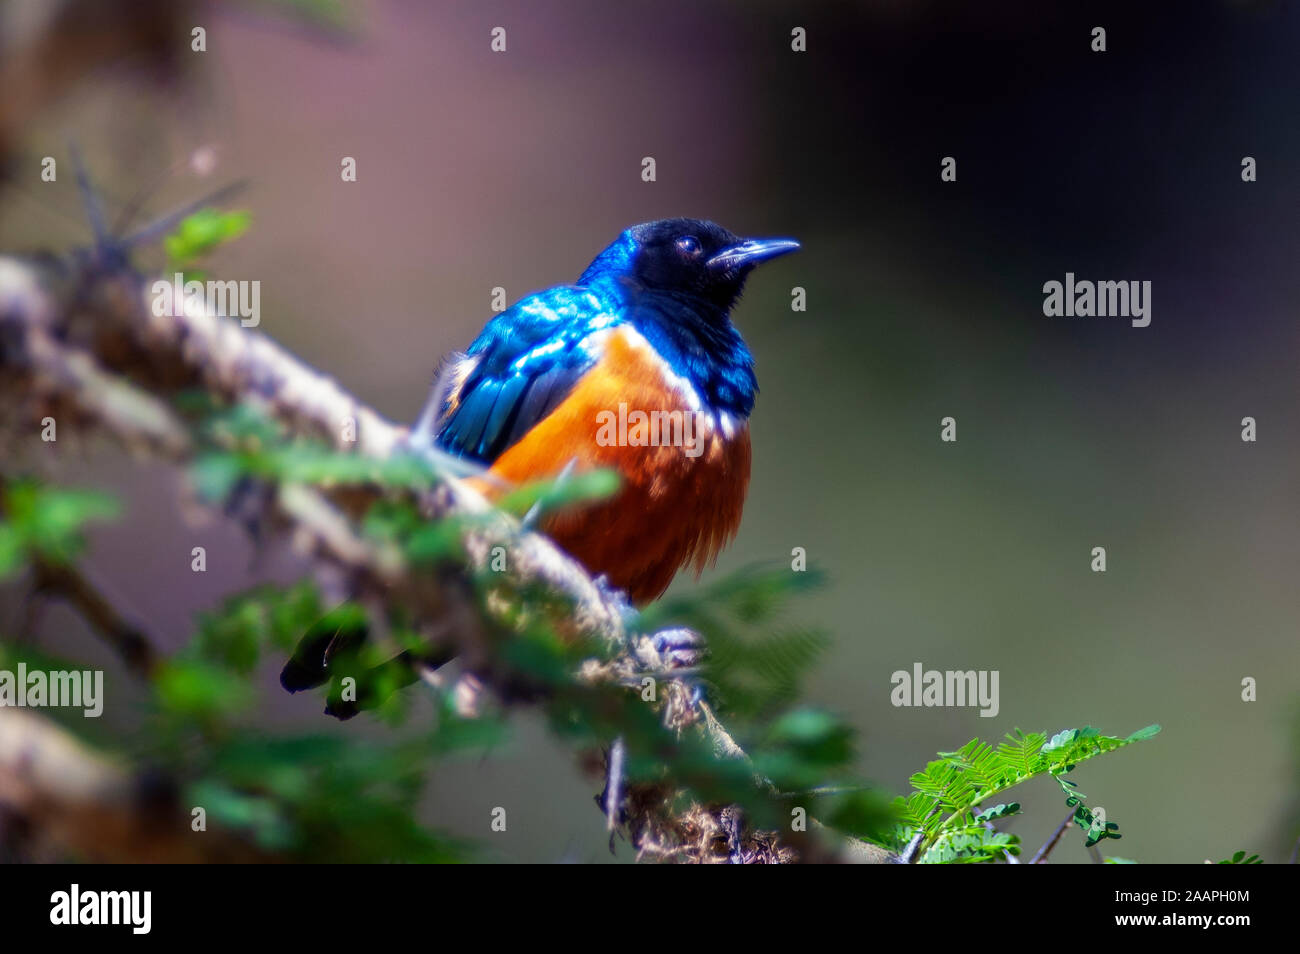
647,627,709,723
651,627,706,670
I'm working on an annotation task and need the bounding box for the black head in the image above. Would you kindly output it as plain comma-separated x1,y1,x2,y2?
582,218,799,311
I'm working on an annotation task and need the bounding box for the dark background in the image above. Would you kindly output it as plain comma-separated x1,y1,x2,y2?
2,0,1297,862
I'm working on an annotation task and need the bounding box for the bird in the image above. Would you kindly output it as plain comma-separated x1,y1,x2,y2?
413,218,799,605
281,218,797,712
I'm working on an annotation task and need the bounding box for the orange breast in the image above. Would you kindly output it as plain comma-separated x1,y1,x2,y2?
468,326,751,604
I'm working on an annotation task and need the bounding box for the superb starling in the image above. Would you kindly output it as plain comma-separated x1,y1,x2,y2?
416,218,799,604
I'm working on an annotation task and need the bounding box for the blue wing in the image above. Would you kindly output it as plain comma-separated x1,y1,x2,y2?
434,286,618,464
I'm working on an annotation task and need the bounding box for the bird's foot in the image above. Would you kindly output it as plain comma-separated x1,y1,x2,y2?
646,627,708,729
651,627,706,671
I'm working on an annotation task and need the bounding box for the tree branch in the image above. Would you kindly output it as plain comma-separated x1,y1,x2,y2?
27,558,162,677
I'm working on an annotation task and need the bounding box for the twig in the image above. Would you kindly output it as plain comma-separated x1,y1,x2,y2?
28,559,161,677
1030,810,1075,864
900,828,927,864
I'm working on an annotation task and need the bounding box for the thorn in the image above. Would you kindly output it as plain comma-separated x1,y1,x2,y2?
120,179,250,249
68,141,110,251
521,456,577,529
603,735,626,842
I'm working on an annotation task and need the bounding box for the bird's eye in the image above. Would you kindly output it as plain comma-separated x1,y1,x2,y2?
675,235,702,258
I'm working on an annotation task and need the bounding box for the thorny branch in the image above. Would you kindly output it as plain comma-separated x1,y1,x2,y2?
0,243,891,863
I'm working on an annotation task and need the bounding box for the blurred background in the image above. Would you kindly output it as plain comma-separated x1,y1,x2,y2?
1,0,1297,862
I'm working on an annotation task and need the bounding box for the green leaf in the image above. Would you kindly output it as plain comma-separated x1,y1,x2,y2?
188,780,296,850
817,789,898,840
192,582,326,670
191,453,245,502
154,660,253,719
495,469,620,517
974,802,1021,822
904,723,1160,862
0,524,24,578
405,519,465,564
921,825,1020,864
164,208,251,267
1,482,120,565
1217,850,1262,864
1125,724,1162,742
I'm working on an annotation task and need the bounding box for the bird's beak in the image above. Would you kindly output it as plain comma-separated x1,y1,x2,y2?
707,237,801,273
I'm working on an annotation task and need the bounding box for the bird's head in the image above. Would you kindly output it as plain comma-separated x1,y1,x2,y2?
581,218,799,311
